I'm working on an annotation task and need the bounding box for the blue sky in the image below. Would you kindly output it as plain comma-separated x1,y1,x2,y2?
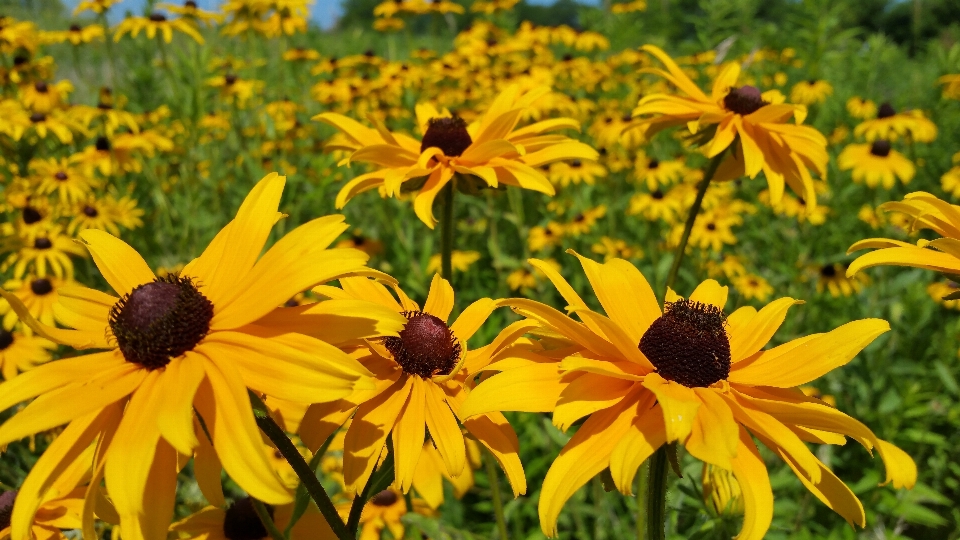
61,0,586,30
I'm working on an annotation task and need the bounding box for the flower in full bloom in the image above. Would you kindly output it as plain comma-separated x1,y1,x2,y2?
461,252,916,538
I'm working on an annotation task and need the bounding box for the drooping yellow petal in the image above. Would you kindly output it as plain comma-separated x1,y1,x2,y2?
642,372,700,443
394,377,427,492
684,388,738,470
78,229,155,297
538,390,639,537
156,353,205,456
0,351,125,414
413,167,454,229
847,246,960,276
553,374,635,431
609,394,665,494
876,439,917,489
687,279,728,309
343,376,413,492
729,319,889,387
411,443,446,509
730,427,773,540
727,297,801,363
773,438,865,527
298,399,358,452
193,416,225,507
423,382,466,478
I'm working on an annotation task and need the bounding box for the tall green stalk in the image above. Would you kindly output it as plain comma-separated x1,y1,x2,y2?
484,449,509,540
439,180,455,280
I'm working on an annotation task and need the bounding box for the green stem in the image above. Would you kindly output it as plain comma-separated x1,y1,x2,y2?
635,458,649,540
249,392,352,540
663,151,725,292
439,180,455,280
251,498,286,540
645,447,669,540
484,449,509,540
346,446,394,536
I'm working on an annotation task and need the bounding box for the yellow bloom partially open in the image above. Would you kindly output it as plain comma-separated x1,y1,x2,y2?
461,252,916,539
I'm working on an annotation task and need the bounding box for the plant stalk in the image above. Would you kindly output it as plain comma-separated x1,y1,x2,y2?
663,151,725,292
249,392,351,540
484,449,509,540
645,447,670,540
439,180,456,280
251,498,286,540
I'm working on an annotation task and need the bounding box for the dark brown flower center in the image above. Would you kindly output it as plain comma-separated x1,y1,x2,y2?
638,299,731,388
69,24,81,32
31,278,53,295
223,498,271,540
29,112,45,123
22,206,42,224
877,102,895,119
820,264,837,278
0,328,13,350
83,205,99,217
570,159,582,168
648,159,659,169
706,222,717,231
383,311,460,378
54,171,68,181
870,140,891,157
224,73,238,85
652,189,664,200
0,490,16,531
723,86,766,116
185,0,197,7
34,81,48,93
370,490,398,507
34,237,52,249
149,12,166,21
95,136,111,151
420,117,472,157
109,275,213,370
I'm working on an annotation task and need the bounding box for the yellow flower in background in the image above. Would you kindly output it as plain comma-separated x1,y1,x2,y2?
628,187,682,223
2,226,86,279
527,223,564,252
732,273,773,302
30,157,98,205
159,0,224,25
548,159,607,187
817,263,867,297
315,85,597,228
20,80,73,113
939,74,960,100
611,0,646,13
838,140,915,189
848,192,960,277
461,253,916,539
113,12,204,44
170,497,335,540
854,103,938,142
288,275,526,499
633,45,828,207
564,205,606,236
356,489,433,540
632,152,684,190
0,326,54,380
789,79,833,105
373,17,404,32
427,250,480,274
846,96,877,119
471,0,519,14
0,275,73,330
73,0,120,15
591,236,642,261
0,174,394,540
927,281,960,309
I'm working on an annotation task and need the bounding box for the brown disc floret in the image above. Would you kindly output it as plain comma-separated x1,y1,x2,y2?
420,117,472,157
223,497,271,540
723,86,767,116
638,299,731,388
383,311,461,378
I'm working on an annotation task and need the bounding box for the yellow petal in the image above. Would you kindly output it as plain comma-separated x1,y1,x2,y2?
193,416,225,507
847,246,960,276
423,382,466,478
78,229,155,297
729,319,889,387
449,298,497,343
775,440,865,527
685,389,738,470
0,288,109,349
608,394,665,494
553,374,635,431
412,443,445,509
642,373,700,443
730,427,773,540
458,362,563,418
156,353,205,456
423,273,455,321
876,439,917,490
728,297,801,363
343,376,413,492
394,377,427,492
0,351,124,414
688,279,728,309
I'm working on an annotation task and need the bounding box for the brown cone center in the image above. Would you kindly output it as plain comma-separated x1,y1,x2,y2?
638,299,731,388
420,117,472,157
383,311,461,378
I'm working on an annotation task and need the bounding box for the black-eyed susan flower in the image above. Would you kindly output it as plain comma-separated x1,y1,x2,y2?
158,0,224,25
591,236,641,261
461,252,916,539
702,463,743,516
846,96,876,120
838,140,915,189
30,157,98,205
289,275,526,499
527,223,564,252
315,85,597,228
0,326,54,381
939,74,960,100
548,159,606,187
789,79,833,105
67,196,122,236
816,263,867,297
632,151,684,190
628,187,682,223
113,12,204,44
207,74,263,108
732,273,773,302
427,250,480,275
854,103,938,143
564,205,606,236
633,45,828,206
73,0,120,15
848,192,960,277
2,226,85,279
19,80,72,113
0,275,71,330
64,22,106,44
927,281,960,309
611,0,646,13
0,174,401,540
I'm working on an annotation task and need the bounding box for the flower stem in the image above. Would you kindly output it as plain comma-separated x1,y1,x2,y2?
251,498,286,540
439,180,456,280
635,457,649,540
645,447,670,540
663,151,725,292
249,392,352,540
484,449,509,540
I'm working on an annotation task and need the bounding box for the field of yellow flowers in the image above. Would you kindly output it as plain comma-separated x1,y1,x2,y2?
3,0,960,538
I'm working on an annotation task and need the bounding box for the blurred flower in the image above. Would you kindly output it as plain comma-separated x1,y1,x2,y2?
159,0,224,25
846,96,877,119
0,275,70,330
838,140,914,189
937,74,960,100
564,205,606,236
0,326,55,380
73,0,120,15
927,281,960,309
732,273,773,302
854,103,937,142
113,12,204,44
817,263,867,297
427,250,480,274
633,152,684,191
591,236,642,261
528,223,564,252
703,463,744,516
628,187,682,223
548,159,606,187
611,0,646,13
789,79,832,105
